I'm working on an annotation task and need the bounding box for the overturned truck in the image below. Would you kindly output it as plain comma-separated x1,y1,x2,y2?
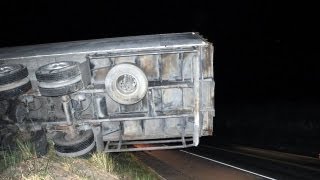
0,32,214,157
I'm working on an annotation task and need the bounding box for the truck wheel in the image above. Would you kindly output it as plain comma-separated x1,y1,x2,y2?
0,81,32,100
53,129,95,157
105,63,148,105
0,64,31,100
0,64,28,85
36,61,83,97
38,80,83,97
35,61,81,82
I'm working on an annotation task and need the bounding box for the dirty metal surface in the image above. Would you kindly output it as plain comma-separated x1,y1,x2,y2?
0,33,214,152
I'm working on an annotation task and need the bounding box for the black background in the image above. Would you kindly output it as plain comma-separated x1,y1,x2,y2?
0,1,318,156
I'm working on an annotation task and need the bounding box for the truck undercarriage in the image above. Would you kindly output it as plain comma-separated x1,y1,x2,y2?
0,32,214,157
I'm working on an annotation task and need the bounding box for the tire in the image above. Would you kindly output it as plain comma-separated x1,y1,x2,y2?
0,80,32,100
38,80,83,97
53,129,95,157
105,63,148,105
35,61,80,82
0,64,28,85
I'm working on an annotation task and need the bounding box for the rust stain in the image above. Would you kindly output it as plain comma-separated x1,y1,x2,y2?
138,55,159,80
161,53,180,80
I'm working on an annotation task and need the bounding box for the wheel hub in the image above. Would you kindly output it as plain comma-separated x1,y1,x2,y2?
116,74,137,94
46,62,70,71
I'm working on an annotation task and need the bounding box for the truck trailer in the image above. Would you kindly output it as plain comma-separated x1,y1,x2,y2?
0,32,214,157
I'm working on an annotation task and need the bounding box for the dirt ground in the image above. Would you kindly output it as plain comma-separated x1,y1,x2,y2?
1,156,118,180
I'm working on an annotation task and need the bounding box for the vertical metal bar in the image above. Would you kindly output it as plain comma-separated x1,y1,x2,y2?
180,53,184,81
209,44,214,78
61,95,72,125
160,89,164,111
158,54,163,82
191,54,194,83
105,141,110,151
92,126,104,152
158,53,164,112
91,93,97,119
118,104,122,113
192,53,200,146
147,89,156,117
181,117,187,147
182,135,186,147
117,137,122,150
61,95,76,137
181,87,184,108
146,89,150,116
200,47,204,135
117,122,123,150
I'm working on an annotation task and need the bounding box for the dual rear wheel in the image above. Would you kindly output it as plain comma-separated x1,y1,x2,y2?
36,61,83,97
1,62,149,157
0,64,31,100
35,61,94,157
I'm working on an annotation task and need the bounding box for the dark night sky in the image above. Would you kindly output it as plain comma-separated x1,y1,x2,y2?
0,1,317,155
0,1,280,101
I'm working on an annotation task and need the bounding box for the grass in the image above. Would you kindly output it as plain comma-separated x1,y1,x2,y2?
89,152,159,180
1,140,35,172
90,152,115,173
0,140,53,179
1,139,160,180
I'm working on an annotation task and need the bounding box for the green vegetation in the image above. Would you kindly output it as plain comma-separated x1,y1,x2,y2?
1,140,37,172
1,140,54,179
90,152,159,180
1,140,159,180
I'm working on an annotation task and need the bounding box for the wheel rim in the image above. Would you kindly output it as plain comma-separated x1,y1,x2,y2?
116,74,138,94
105,63,148,105
44,62,71,71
